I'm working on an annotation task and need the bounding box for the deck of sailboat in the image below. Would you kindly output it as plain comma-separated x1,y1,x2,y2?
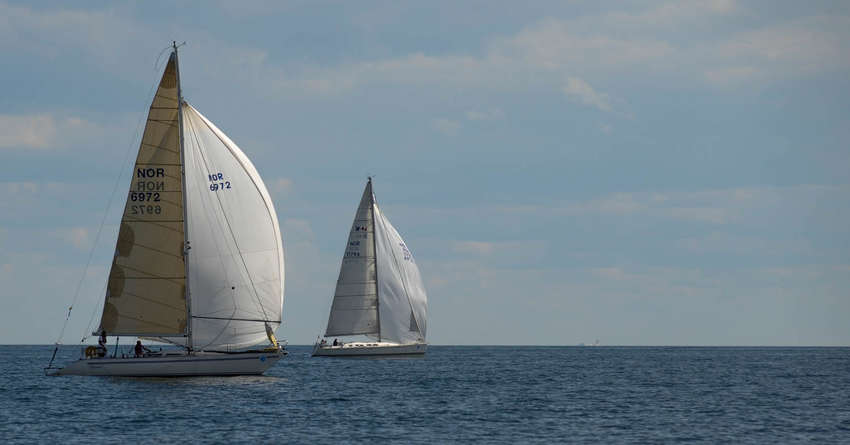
50,349,286,377
312,341,426,357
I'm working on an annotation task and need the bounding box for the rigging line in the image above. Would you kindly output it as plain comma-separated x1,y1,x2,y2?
48,51,170,369
75,59,168,343
185,105,273,323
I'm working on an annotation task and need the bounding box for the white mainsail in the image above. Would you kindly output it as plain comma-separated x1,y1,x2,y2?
324,179,427,344
98,53,187,336
325,182,379,337
97,51,284,351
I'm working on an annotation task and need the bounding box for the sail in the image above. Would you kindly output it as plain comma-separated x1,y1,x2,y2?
325,182,379,337
98,53,187,336
180,104,285,350
373,201,427,344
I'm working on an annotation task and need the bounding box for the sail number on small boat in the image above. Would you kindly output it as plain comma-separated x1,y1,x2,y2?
208,172,232,191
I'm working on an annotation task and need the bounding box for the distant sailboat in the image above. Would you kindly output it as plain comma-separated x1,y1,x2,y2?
48,43,286,376
312,178,427,356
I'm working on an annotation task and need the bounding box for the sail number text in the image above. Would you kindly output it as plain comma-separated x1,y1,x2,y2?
208,172,232,192
131,167,166,216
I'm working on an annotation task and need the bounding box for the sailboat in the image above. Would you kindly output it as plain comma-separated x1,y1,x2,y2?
48,43,286,376
312,178,427,357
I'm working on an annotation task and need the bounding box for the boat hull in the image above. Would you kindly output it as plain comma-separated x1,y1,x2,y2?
311,342,426,357
50,350,285,377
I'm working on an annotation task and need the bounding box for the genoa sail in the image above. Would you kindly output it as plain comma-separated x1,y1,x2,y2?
98,53,187,336
325,182,379,337
373,201,427,344
180,104,285,350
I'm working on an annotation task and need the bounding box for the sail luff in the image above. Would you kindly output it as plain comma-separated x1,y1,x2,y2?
174,43,193,351
370,179,381,342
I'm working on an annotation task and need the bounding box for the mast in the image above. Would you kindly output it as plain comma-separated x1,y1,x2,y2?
174,41,193,352
369,177,381,342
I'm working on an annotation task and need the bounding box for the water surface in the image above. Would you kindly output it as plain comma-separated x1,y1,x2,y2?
1,346,848,443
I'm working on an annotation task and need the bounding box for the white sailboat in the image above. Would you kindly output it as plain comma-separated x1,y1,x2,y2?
48,43,286,376
312,178,428,357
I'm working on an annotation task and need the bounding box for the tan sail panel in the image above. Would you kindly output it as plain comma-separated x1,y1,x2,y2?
98,54,187,336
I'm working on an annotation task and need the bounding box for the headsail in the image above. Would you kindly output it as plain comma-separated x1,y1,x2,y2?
180,104,284,350
373,200,427,344
325,181,379,337
98,53,187,336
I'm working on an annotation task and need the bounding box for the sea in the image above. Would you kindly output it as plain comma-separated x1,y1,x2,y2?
1,345,848,443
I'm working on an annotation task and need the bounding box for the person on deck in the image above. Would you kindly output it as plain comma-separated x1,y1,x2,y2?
134,340,151,358
96,330,108,358
333,338,338,346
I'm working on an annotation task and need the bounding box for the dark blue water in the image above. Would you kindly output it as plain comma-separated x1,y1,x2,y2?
1,346,848,443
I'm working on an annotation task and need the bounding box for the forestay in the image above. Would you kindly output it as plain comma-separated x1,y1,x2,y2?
98,54,187,336
325,183,379,337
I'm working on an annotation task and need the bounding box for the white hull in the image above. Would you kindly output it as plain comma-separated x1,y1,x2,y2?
311,341,426,357
49,350,285,377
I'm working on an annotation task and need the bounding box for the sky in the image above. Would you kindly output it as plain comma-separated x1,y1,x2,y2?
1,0,849,346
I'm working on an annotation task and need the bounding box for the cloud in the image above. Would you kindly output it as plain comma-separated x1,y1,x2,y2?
282,218,315,242
0,114,55,149
50,227,91,250
562,77,612,112
704,66,758,86
432,118,461,136
272,178,294,196
453,241,495,255
465,108,505,121
597,0,738,28
0,114,100,150
450,240,547,265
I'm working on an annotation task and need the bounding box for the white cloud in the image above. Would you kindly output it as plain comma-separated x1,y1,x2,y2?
453,241,495,255
0,114,55,149
50,227,91,250
0,114,100,150
272,178,294,196
282,218,315,242
465,108,505,121
432,118,461,136
0,181,40,194
562,77,612,112
597,0,738,28
704,66,758,86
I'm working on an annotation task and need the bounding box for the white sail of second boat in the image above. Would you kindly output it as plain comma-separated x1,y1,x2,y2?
313,178,427,356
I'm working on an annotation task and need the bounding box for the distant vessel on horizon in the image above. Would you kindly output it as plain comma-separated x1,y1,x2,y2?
312,178,428,357
47,43,286,376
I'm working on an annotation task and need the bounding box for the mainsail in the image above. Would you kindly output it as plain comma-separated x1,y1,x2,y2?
324,179,427,344
98,54,186,336
98,49,284,350
325,182,379,337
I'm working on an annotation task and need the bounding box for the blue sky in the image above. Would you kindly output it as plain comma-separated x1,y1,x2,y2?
1,0,848,345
